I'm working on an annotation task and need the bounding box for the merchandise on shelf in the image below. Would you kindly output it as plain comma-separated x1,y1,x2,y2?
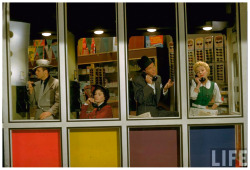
168,41,175,80
214,35,224,62
204,36,214,63
195,37,204,62
208,63,215,81
188,39,195,79
145,35,164,48
215,63,225,82
128,36,145,49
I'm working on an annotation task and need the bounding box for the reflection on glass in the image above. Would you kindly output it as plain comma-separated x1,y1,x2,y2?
9,3,59,120
67,3,118,119
126,3,179,118
186,3,241,117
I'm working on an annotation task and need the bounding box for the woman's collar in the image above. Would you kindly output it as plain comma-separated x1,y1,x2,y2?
200,79,211,89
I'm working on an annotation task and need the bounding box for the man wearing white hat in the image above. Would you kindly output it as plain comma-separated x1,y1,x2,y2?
27,59,59,120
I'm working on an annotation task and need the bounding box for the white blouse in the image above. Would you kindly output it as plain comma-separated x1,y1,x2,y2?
190,79,223,106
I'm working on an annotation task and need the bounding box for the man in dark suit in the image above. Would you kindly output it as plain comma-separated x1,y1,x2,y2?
27,59,59,120
132,56,176,117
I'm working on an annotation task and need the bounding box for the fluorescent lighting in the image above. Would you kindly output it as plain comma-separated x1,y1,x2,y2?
147,28,157,32
94,30,104,35
42,32,51,36
203,26,212,31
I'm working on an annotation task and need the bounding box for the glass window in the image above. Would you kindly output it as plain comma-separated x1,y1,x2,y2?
67,3,119,120
186,3,241,117
9,3,59,120
126,3,179,119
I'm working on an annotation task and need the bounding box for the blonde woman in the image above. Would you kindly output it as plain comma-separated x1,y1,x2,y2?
190,61,222,110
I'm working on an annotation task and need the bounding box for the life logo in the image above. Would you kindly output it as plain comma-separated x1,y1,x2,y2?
211,148,247,167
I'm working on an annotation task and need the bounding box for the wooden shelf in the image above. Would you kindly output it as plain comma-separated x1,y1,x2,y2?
78,47,157,65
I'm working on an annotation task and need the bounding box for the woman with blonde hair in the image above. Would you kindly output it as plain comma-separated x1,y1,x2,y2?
190,61,222,110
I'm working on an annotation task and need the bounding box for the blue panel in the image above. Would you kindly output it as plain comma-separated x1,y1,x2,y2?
190,126,235,167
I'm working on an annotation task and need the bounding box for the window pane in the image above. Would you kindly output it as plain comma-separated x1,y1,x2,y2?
67,3,119,120
186,3,241,117
126,3,179,118
9,3,59,120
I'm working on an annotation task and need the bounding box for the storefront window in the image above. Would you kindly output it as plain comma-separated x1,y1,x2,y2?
67,3,119,120
186,3,242,117
126,3,179,119
9,3,59,120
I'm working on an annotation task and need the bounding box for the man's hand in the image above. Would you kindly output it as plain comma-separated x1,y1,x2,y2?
145,74,153,84
27,81,34,94
40,112,52,120
163,79,174,91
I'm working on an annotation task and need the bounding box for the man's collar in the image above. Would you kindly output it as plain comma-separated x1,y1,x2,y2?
41,75,50,84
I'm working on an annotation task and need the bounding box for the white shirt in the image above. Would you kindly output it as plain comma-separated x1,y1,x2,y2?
190,79,223,106
147,82,168,96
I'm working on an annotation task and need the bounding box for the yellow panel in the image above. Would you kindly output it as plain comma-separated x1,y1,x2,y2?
69,128,120,167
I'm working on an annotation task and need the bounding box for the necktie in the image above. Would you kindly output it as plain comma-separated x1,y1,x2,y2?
39,81,44,100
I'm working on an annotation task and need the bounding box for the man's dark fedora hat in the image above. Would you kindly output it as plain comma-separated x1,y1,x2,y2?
137,56,153,70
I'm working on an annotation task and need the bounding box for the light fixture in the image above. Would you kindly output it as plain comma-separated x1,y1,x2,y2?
94,30,104,35
203,26,212,31
202,21,212,31
147,28,157,32
42,32,51,36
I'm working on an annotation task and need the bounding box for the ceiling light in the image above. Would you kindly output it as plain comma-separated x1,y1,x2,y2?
203,26,212,31
147,28,157,32
203,21,212,31
42,32,51,36
94,30,104,35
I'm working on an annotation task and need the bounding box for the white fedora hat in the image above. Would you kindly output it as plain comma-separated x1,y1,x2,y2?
33,59,53,70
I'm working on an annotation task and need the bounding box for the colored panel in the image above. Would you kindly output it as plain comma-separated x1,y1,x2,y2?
12,129,61,167
69,128,120,167
129,127,180,167
190,126,235,167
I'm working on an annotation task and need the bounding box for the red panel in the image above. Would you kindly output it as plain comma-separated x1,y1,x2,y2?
129,128,179,167
12,129,61,167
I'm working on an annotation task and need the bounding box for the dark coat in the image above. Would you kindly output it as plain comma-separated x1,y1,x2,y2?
132,73,163,117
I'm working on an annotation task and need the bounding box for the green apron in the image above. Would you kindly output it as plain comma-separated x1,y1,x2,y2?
193,81,214,106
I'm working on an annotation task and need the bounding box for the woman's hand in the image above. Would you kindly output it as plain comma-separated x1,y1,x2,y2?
206,104,218,110
195,77,201,85
211,104,218,110
86,98,95,105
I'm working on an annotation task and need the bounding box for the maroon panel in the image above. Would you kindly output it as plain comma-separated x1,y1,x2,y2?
129,128,179,167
